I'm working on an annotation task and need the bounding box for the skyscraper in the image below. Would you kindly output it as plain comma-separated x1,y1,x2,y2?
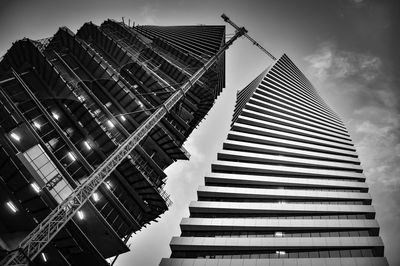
161,54,388,265
0,20,225,265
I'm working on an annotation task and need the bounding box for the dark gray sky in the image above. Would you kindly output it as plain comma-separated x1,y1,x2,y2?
1,0,399,265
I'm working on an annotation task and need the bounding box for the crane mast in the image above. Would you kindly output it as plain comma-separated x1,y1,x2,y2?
1,19,247,266
2,13,275,266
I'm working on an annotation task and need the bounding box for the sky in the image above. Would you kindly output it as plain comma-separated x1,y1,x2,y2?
0,0,399,265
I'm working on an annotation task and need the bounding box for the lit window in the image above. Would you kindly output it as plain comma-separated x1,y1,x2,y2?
77,210,84,220
10,132,20,142
33,121,41,129
31,182,41,194
66,128,74,136
41,252,47,262
275,232,284,237
138,101,144,108
120,115,126,122
276,251,286,255
83,141,92,150
133,84,138,89
6,201,18,213
105,182,112,190
67,152,76,161
77,95,85,102
52,112,60,120
92,192,99,202
107,120,115,128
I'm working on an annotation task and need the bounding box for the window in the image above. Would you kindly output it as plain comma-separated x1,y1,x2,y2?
31,182,41,193
10,132,20,141
24,145,73,203
6,201,18,213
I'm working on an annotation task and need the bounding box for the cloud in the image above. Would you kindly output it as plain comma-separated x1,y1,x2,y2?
345,0,368,9
304,41,400,183
136,4,159,25
304,41,382,82
304,41,400,264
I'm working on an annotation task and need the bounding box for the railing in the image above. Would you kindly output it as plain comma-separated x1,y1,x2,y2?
50,48,174,208
127,22,208,64
78,38,153,109
130,151,172,207
50,51,124,146
100,26,192,156
102,27,173,89
119,23,210,89
32,37,53,52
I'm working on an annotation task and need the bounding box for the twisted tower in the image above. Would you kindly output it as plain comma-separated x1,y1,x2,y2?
161,54,388,266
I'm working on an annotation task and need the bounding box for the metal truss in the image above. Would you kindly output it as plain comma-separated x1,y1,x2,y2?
222,13,277,61
1,18,247,266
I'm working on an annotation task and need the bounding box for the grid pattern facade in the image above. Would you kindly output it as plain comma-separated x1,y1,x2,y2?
160,54,388,266
0,20,225,265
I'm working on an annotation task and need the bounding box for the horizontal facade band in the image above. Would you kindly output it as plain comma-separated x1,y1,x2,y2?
160,257,388,266
197,186,371,201
189,201,375,215
245,100,350,139
244,102,351,141
270,65,323,104
254,87,344,129
223,140,360,164
268,65,325,102
217,150,363,172
228,131,358,157
267,69,339,119
249,95,349,137
279,55,316,88
258,82,342,125
249,87,348,135
211,161,365,180
169,236,384,251
261,75,332,116
233,122,355,152
204,173,369,190
260,71,342,122
236,115,355,148
240,109,353,147
180,217,380,231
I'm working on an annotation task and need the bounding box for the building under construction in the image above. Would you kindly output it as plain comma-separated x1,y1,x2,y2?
0,20,226,265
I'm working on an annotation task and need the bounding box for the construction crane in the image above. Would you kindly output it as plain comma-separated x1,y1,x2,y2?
1,14,274,266
221,13,277,61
